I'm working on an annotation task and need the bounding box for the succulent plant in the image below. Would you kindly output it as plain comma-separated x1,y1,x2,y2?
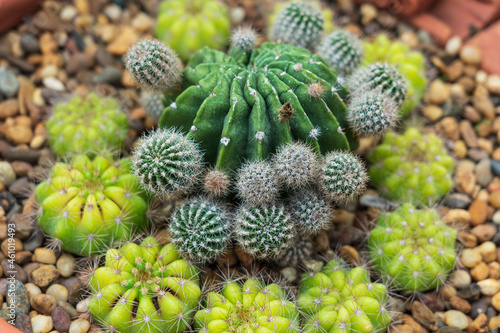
88,237,201,333
131,128,205,197
368,128,455,206
289,187,331,235
230,26,258,53
363,34,427,115
155,0,230,62
236,160,280,205
194,277,300,333
317,30,363,76
347,91,398,136
367,204,457,292
299,260,392,333
46,93,128,157
274,236,314,268
141,90,165,121
35,155,151,256
170,197,232,262
203,169,232,197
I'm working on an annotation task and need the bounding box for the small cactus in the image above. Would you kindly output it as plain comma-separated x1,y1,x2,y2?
367,203,457,292
299,260,392,333
230,26,258,52
274,236,314,268
170,197,232,262
289,187,332,235
125,39,183,91
317,30,363,76
368,128,455,206
140,90,165,121
35,155,151,256
88,237,201,333
235,160,280,205
235,203,295,259
46,93,128,157
131,128,205,197
203,169,232,197
347,91,398,136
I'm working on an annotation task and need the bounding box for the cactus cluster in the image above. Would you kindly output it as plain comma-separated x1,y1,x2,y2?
35,155,151,256
368,128,455,206
317,30,363,77
367,204,457,292
46,93,128,157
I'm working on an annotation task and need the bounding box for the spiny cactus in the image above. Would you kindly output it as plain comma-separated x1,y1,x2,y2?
235,203,295,259
367,204,457,292
131,128,205,197
194,277,300,333
347,63,407,107
322,151,368,203
363,34,427,115
270,1,324,50
230,26,258,53
46,93,128,157
170,197,232,262
299,260,392,333
155,0,230,62
368,128,455,206
35,155,151,256
88,237,201,333
125,39,183,91
347,91,398,136
289,187,332,235
274,236,314,268
203,169,232,197
317,30,363,76
141,90,165,121
236,160,280,205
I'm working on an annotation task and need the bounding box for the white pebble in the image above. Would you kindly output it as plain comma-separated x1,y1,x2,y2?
461,248,482,268
0,161,16,187
477,279,500,296
449,270,471,288
69,319,91,333
46,284,69,302
43,77,65,91
60,5,78,22
445,36,462,56
25,283,42,301
31,315,54,333
57,253,76,277
103,4,122,21
444,310,468,329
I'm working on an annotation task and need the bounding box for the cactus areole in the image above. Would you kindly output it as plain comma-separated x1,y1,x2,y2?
159,43,356,173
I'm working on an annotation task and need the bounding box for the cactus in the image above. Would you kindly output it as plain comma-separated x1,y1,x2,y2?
125,39,183,91
131,128,205,197
46,93,128,157
88,237,201,333
347,91,398,136
274,236,314,268
347,63,408,108
368,128,455,206
34,155,151,256
141,90,165,121
289,187,331,235
170,197,232,262
363,34,427,115
194,277,300,333
203,169,232,197
322,151,368,203
155,0,230,62
236,160,280,205
235,203,295,259
317,30,363,76
367,204,457,292
299,260,392,333
230,26,258,53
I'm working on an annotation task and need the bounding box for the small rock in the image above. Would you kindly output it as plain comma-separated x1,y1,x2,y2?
57,254,76,278
445,193,472,209
15,313,33,333
0,161,16,187
470,261,489,281
446,36,462,56
492,291,500,311
411,301,438,330
69,318,90,333
422,105,443,121
42,77,65,91
131,12,154,32
472,313,488,333
470,299,488,319
460,120,478,148
30,294,57,315
106,27,139,56
487,74,500,95
95,48,114,67
46,284,69,303
461,249,482,268
477,279,500,296
0,99,19,119
359,194,398,210
33,248,56,265
30,265,60,287
449,295,471,313
471,223,497,242
103,4,122,21
428,80,450,105
0,67,19,98
477,241,496,262
1,260,27,283
60,5,78,22
469,199,488,226
444,310,469,329
0,279,30,320
491,160,500,177
9,177,31,198
476,159,493,187
30,315,53,333
460,45,482,65
93,66,122,85
457,283,480,301
51,306,71,332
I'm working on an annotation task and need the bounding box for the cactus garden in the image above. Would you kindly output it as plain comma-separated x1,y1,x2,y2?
3,0,500,333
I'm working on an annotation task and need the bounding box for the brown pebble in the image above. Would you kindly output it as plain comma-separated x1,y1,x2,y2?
0,100,19,119
470,261,489,281
404,314,428,333
393,324,413,333
471,313,488,333
470,223,497,242
458,231,478,248
469,200,488,226
449,295,471,313
5,125,34,144
30,265,60,287
460,120,478,148
489,190,500,208
30,294,57,315
489,262,500,279
438,117,460,141
442,284,458,300
10,161,32,177
411,301,438,331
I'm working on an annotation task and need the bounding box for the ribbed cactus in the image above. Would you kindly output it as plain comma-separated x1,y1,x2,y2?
35,155,151,256
140,90,165,121
236,160,279,205
274,236,314,268
289,187,331,235
155,0,230,62
131,128,205,197
170,197,232,262
368,128,455,206
367,204,457,292
88,237,201,333
299,260,392,333
235,203,295,259
46,93,128,157
317,30,363,76
194,277,300,333
348,91,398,136
125,39,183,90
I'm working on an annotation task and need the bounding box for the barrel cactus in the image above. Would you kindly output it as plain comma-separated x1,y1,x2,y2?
289,187,331,235
88,237,201,333
348,91,398,137
299,260,392,333
368,128,455,206
46,93,128,157
367,204,457,292
35,155,151,256
155,0,230,62
141,90,165,121
317,30,363,77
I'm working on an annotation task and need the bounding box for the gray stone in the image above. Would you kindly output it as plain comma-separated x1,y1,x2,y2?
476,158,493,187
0,280,30,320
0,161,16,187
444,193,472,209
0,67,19,98
93,66,122,85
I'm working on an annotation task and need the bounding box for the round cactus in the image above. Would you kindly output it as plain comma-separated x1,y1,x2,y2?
236,160,280,205
347,91,398,136
141,90,165,121
274,236,314,268
155,0,230,62
289,187,332,235
125,39,183,91
230,26,258,53
131,128,205,197
235,203,295,259
317,30,363,76
299,260,392,333
367,204,457,292
363,34,427,115
170,197,232,262
35,155,151,256
203,169,232,197
322,151,368,203
88,237,201,333
194,277,300,333
368,128,455,206
46,93,128,157
347,63,408,107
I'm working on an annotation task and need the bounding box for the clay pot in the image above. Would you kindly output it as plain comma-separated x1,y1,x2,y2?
0,317,23,333
0,0,40,34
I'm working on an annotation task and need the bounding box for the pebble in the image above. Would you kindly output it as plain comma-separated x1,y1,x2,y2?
131,12,154,32
422,105,443,121
471,223,497,242
106,27,138,56
454,161,476,195
0,279,29,320
69,318,91,333
444,310,469,329
24,283,42,300
476,158,493,187
60,5,78,22
491,160,500,177
51,306,71,333
461,249,482,268
30,294,57,315
446,36,462,56
0,67,19,98
15,313,33,333
0,161,16,187
460,120,478,148
471,261,489,281
478,279,500,296
30,265,60,287
0,99,19,119
103,4,122,21
46,284,69,303
93,66,122,85
428,80,451,105
445,193,472,209
460,45,482,65
31,315,53,333
449,295,471,313
43,77,65,91
457,284,481,301
469,199,488,226
57,253,76,277
487,75,500,95
492,292,500,311
33,248,56,264
411,301,438,330
478,241,497,262
470,299,488,318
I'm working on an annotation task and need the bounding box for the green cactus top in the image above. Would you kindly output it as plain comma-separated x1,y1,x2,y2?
159,42,356,173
